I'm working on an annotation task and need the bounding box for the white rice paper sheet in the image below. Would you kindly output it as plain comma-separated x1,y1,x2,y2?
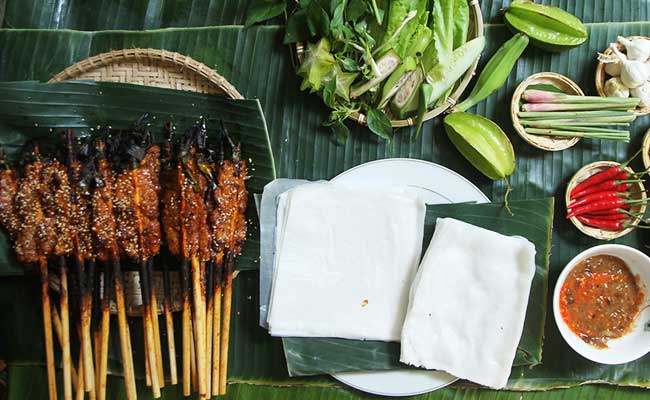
400,218,536,389
266,182,426,341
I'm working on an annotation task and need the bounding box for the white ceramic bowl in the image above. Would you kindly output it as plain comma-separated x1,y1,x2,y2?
553,244,650,364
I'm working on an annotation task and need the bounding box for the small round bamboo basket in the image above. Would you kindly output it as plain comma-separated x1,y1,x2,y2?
50,48,243,315
642,128,650,170
511,72,584,151
295,0,484,128
565,161,646,240
595,36,650,116
49,48,243,99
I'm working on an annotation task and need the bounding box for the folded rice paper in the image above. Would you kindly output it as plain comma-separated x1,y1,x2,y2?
280,199,553,377
266,182,426,341
400,218,536,389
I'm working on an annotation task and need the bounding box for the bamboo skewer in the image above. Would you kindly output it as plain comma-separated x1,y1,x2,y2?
148,259,165,387
189,317,198,393
139,259,161,397
191,256,207,395
181,258,192,396
40,257,58,400
75,351,84,400
204,260,214,397
51,305,78,389
211,257,222,396
113,257,138,400
219,255,233,395
98,263,111,400
163,261,178,385
59,257,73,400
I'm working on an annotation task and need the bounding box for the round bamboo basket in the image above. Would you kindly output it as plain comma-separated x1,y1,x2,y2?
643,128,650,170
50,48,243,315
295,0,484,128
511,72,584,151
565,161,646,240
49,48,243,99
595,36,650,116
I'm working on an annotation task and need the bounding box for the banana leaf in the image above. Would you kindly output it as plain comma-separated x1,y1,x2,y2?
283,198,553,376
9,363,650,400
0,80,276,275
3,0,650,30
3,18,650,399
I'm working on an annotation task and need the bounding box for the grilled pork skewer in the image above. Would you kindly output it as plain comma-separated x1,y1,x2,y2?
10,144,58,400
114,122,163,397
40,156,75,400
160,126,179,386
161,132,191,394
93,139,138,400
213,130,248,395
65,131,96,393
179,128,211,397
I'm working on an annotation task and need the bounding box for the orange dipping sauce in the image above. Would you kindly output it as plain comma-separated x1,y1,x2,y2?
559,255,643,348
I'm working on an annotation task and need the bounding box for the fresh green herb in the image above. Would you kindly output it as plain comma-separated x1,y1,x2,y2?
367,108,393,139
244,0,288,27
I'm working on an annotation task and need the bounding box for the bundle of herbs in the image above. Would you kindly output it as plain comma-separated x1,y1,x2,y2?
247,0,481,141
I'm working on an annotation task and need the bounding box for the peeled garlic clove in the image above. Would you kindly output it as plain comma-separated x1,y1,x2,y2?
599,51,625,76
630,81,650,107
605,60,623,76
618,36,650,61
604,77,630,97
611,44,650,88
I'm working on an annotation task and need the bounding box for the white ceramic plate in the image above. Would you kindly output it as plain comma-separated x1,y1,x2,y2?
553,244,650,364
330,158,489,397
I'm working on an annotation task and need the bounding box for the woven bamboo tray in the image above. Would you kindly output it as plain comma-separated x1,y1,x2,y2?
565,161,646,240
511,72,583,151
295,0,484,128
595,36,650,116
50,48,243,315
50,48,243,99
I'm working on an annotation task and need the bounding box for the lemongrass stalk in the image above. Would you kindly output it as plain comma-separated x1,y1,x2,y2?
521,123,630,134
523,89,641,106
525,128,630,140
518,110,636,120
521,103,637,112
519,119,631,125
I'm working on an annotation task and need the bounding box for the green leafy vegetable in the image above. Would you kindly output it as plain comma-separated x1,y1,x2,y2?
366,108,393,139
245,0,287,27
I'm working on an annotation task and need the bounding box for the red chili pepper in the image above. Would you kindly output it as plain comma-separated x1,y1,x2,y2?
567,190,629,209
569,167,625,199
576,215,624,231
582,213,627,221
569,149,645,198
570,176,640,199
584,204,632,215
567,198,644,219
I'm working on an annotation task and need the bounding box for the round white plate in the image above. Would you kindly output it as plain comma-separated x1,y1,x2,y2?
330,158,489,397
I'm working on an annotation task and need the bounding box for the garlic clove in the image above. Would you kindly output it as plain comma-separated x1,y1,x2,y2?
611,44,650,88
604,77,630,98
618,36,650,61
605,60,623,76
630,81,650,107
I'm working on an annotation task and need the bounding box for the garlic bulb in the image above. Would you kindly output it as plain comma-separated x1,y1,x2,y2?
610,44,650,88
618,36,650,61
631,81,650,107
604,77,630,97
599,51,625,76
